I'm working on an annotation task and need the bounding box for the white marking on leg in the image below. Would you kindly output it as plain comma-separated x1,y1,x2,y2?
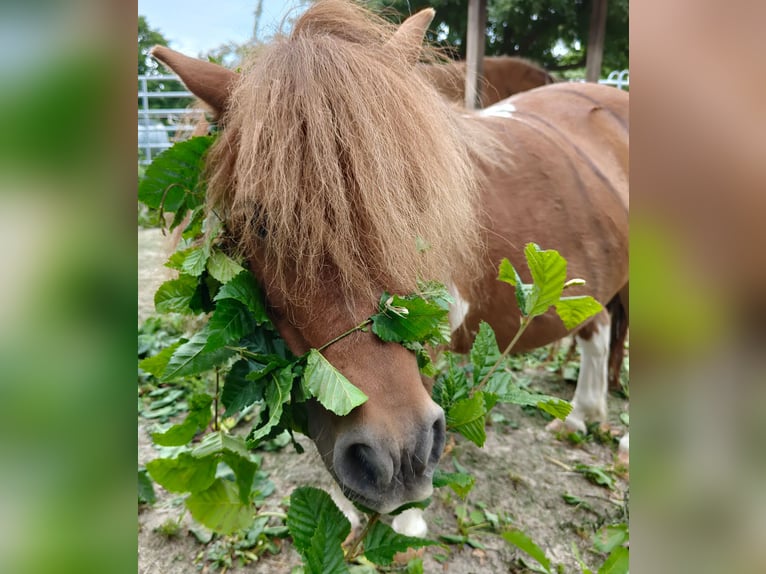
617,432,629,465
566,321,610,432
447,282,470,333
477,101,517,118
330,484,361,532
391,508,428,538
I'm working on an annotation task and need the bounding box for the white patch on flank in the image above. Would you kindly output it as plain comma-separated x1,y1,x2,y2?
478,101,517,119
566,321,610,432
391,508,428,538
447,282,470,333
330,484,361,532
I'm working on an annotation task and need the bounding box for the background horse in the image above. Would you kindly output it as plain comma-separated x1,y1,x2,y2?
419,55,556,107
151,0,628,526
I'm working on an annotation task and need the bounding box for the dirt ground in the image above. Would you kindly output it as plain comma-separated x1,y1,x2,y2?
138,228,629,573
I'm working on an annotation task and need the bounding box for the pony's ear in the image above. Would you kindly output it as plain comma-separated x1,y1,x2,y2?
388,8,435,65
150,45,238,116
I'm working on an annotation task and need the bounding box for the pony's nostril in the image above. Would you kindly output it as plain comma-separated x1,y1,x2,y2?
410,409,447,477
337,442,394,490
429,411,446,465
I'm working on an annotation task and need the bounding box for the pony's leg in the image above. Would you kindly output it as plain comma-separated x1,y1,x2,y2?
547,311,610,433
617,433,630,466
330,483,361,534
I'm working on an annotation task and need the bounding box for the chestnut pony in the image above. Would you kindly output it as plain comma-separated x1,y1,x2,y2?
151,0,628,519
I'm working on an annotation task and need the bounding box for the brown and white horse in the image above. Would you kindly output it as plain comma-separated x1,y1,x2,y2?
419,55,556,107
151,0,628,531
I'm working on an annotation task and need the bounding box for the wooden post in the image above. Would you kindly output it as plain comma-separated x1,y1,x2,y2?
585,0,608,82
464,0,487,109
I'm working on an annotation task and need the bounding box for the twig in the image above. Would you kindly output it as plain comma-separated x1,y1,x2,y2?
474,316,532,392
317,319,373,353
347,513,380,560
544,455,573,472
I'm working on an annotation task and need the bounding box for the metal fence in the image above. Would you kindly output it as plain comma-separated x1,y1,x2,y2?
597,69,629,90
138,69,629,165
138,74,204,165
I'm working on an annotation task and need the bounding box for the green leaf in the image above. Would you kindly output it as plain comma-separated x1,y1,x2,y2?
592,524,629,554
574,464,615,490
303,350,368,416
207,251,245,284
494,387,571,421
536,397,572,421
154,274,199,314
138,135,214,212
598,546,629,574
138,469,156,504
205,299,256,350
502,529,552,573
164,247,193,271
432,352,470,411
214,271,268,324
182,205,206,240
470,321,502,385
371,293,450,346
162,330,234,380
432,469,475,499
497,257,519,286
287,487,350,574
221,359,265,416
446,392,487,447
151,393,213,446
146,453,217,493
222,451,259,506
249,366,294,443
139,341,182,378
524,243,567,317
363,520,437,566
181,246,210,277
191,430,251,459
555,296,604,330
186,478,254,534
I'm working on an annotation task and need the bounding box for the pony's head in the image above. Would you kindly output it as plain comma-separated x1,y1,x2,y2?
152,0,486,513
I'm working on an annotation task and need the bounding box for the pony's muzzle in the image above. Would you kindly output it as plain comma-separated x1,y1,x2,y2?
333,406,446,512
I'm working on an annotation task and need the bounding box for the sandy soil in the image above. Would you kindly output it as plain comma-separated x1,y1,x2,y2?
138,228,629,573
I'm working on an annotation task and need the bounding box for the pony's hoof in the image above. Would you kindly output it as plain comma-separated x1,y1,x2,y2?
546,416,585,435
616,433,629,467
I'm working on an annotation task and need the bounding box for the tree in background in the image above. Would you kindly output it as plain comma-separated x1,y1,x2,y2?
368,0,628,76
138,16,170,76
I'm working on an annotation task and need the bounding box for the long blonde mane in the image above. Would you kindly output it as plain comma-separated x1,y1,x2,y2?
207,0,499,302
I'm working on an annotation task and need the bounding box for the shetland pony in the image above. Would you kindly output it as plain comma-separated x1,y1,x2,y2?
151,0,628,522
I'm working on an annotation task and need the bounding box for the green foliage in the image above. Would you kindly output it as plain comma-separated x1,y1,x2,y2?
138,15,169,75
498,244,603,327
139,139,623,570
368,0,628,74
287,487,351,574
304,350,369,416
362,521,437,565
138,469,156,504
503,528,553,573
138,136,214,230
432,468,475,500
151,392,212,446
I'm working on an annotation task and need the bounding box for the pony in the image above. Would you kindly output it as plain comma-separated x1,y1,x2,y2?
187,55,555,138
419,55,556,107
150,0,628,526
